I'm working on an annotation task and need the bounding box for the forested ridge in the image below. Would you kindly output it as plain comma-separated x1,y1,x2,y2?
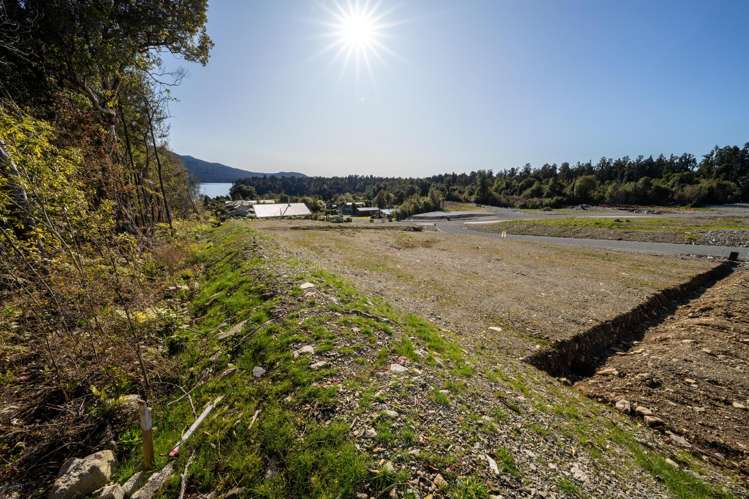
233,145,749,210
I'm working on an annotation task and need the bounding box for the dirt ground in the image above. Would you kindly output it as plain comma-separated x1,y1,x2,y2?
577,267,749,475
250,220,749,495
258,221,714,357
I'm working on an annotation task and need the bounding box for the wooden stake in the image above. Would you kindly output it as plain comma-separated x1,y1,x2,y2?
139,401,154,470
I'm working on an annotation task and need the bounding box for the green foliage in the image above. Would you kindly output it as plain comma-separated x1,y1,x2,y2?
607,425,734,499
558,478,584,497
495,447,521,479
448,476,489,498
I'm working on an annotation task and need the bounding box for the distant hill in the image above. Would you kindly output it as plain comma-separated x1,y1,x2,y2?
174,154,305,183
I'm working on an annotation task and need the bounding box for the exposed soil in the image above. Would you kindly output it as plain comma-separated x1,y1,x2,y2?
255,223,745,497
259,220,714,357
577,267,749,475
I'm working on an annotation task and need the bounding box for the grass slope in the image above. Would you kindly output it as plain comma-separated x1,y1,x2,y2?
111,221,738,498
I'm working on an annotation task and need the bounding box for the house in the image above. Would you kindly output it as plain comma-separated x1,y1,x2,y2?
338,202,366,215
355,207,381,217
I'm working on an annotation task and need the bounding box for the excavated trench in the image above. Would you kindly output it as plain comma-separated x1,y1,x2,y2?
525,254,739,381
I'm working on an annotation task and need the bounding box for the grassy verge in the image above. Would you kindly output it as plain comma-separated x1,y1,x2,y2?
112,221,472,497
486,216,749,244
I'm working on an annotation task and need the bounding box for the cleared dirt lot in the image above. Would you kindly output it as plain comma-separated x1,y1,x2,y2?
577,268,749,475
253,220,748,495
259,221,714,357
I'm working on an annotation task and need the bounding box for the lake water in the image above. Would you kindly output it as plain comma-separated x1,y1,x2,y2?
199,183,233,198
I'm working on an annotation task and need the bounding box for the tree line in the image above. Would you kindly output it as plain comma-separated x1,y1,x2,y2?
230,144,749,212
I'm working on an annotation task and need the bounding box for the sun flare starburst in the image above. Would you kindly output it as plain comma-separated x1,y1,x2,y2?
320,0,397,80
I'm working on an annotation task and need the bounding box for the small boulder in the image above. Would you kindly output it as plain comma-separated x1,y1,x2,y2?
131,462,174,499
732,401,747,410
615,399,631,413
49,450,115,499
666,431,691,448
381,409,398,418
635,405,653,417
299,282,315,290
114,395,142,418
98,484,124,499
433,474,448,489
293,345,315,358
597,367,619,376
252,366,266,378
310,360,329,370
364,427,378,438
644,415,664,427
122,471,148,497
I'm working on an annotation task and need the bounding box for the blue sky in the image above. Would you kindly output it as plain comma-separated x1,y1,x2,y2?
163,0,749,177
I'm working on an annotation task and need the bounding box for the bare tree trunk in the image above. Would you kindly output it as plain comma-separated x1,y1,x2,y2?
145,105,173,230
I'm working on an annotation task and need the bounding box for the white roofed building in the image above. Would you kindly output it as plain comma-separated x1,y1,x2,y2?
251,203,311,219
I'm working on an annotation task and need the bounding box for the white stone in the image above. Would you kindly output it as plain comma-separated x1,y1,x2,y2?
615,399,631,413
486,454,499,475
293,345,315,358
299,282,315,290
389,363,407,374
49,450,115,499
252,366,266,378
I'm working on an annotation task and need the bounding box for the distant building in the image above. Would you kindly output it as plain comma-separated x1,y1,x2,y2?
252,203,311,219
338,202,366,215
355,207,381,217
223,200,310,219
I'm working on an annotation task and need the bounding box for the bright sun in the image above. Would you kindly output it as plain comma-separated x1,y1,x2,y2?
338,10,378,50
321,1,395,79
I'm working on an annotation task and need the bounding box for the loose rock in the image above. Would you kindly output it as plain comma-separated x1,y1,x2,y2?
615,399,631,413
131,462,175,499
597,367,619,376
433,474,448,489
98,484,124,499
644,415,664,427
252,366,266,378
635,406,653,417
122,472,148,497
389,363,407,374
293,345,315,358
49,450,115,499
